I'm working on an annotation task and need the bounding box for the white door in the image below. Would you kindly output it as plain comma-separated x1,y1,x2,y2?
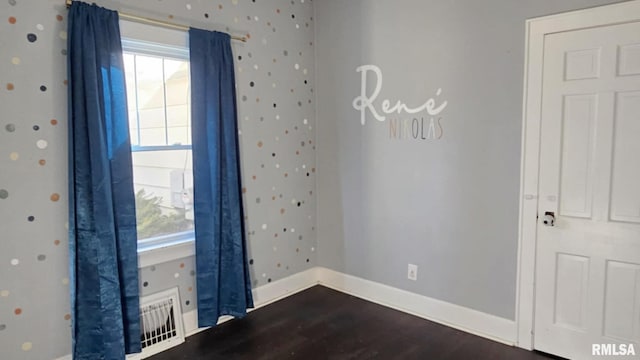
535,20,640,359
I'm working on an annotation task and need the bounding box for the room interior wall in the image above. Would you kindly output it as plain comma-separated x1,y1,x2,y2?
2,0,633,358
0,0,316,358
314,0,626,321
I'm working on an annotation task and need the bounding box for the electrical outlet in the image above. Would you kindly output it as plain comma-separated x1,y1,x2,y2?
407,264,418,281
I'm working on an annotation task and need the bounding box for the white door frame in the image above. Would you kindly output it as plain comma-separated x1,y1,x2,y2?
516,0,640,350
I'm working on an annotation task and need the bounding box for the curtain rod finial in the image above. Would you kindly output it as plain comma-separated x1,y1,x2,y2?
66,0,72,8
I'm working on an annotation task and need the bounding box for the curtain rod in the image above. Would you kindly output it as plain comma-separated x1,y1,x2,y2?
65,0,247,42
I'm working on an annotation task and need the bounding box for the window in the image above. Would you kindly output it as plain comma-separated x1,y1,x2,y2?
122,39,194,249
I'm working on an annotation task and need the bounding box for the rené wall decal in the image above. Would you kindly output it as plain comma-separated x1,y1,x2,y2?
352,64,448,140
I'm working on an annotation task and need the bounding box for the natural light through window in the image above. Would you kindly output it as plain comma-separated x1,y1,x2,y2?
123,49,194,245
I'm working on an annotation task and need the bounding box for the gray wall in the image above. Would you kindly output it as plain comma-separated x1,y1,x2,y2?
315,0,626,320
0,0,316,358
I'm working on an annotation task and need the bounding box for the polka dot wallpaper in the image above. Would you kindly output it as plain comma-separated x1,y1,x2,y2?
0,0,316,358
140,257,199,314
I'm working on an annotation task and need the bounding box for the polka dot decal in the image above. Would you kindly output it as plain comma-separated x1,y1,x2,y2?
1,0,316,358
139,257,198,313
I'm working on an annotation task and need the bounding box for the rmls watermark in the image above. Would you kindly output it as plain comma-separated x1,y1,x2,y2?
592,343,636,356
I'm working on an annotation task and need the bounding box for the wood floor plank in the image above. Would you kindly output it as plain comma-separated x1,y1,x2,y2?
150,286,556,360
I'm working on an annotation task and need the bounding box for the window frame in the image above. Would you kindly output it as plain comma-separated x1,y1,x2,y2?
122,39,192,151
120,24,196,261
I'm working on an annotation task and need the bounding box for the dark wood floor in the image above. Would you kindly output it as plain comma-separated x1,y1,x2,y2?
151,286,555,360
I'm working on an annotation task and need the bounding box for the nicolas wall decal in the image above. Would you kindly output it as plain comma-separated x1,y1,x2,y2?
352,64,448,140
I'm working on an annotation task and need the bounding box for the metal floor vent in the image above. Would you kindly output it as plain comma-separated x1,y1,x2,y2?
137,287,185,359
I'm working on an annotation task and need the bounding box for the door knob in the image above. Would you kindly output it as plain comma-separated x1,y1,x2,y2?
542,211,555,226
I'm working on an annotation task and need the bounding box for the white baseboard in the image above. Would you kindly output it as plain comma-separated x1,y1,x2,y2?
316,267,517,345
54,266,518,359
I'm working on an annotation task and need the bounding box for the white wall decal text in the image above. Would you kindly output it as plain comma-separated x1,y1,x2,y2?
352,65,448,126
